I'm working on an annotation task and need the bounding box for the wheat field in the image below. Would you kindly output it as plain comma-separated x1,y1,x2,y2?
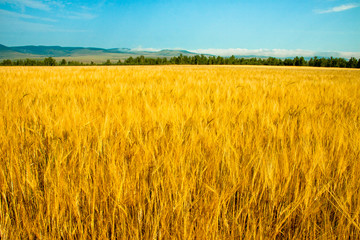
0,65,360,239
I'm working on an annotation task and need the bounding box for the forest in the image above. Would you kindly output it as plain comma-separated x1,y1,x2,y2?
1,55,360,68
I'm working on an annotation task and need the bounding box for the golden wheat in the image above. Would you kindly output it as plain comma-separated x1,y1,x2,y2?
0,65,360,239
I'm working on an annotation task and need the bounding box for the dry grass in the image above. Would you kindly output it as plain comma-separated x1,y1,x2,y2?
0,65,360,239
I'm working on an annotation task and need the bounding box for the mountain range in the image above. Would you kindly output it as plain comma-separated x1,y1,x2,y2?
0,44,199,63
1,44,358,63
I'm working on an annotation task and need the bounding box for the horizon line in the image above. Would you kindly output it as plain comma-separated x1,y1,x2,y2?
1,43,360,59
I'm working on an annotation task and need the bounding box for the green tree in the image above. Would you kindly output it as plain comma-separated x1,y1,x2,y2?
68,61,81,66
60,59,67,66
228,55,236,65
216,56,224,65
44,57,56,66
293,56,300,66
2,59,13,66
25,58,36,66
338,58,347,68
139,55,145,65
194,55,201,65
125,57,134,65
347,57,357,68
299,57,306,66
44,57,54,66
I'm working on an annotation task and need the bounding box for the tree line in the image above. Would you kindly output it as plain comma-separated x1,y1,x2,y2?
1,55,360,68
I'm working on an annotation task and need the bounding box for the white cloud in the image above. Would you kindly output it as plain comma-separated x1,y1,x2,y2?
131,47,162,52
0,18,54,32
337,51,360,59
190,48,316,58
189,48,360,59
1,0,100,20
66,11,97,20
126,47,360,59
0,17,88,33
44,0,65,9
316,4,359,14
0,0,51,11
0,9,56,21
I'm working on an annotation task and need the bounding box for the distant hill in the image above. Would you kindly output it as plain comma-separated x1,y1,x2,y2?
3,44,354,64
0,44,200,63
0,44,9,50
1,46,42,59
157,49,196,56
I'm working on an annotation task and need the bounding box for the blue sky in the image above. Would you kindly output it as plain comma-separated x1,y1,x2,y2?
0,0,359,57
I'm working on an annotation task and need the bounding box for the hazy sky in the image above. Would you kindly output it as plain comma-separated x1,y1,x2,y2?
0,0,359,56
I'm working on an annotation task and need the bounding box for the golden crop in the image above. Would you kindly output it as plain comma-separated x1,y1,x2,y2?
0,66,360,239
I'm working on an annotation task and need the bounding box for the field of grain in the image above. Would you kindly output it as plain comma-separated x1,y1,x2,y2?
0,66,360,239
